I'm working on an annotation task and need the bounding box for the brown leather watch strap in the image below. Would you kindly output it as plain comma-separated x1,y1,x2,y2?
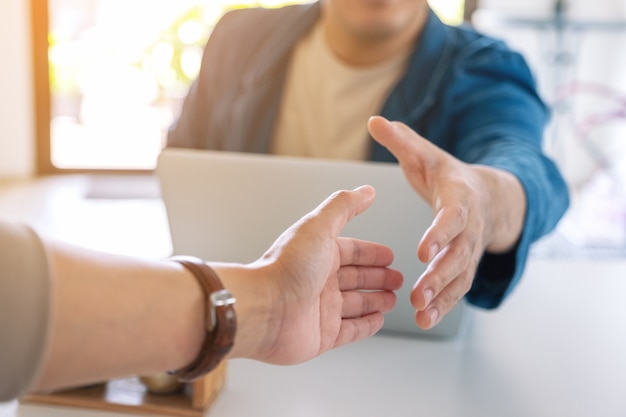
168,256,237,382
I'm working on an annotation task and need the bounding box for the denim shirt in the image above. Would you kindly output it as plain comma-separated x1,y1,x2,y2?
168,3,569,309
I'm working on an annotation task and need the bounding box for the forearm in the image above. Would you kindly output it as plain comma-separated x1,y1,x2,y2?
35,242,206,392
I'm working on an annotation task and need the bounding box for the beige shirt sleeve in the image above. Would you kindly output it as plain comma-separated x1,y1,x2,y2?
0,220,53,402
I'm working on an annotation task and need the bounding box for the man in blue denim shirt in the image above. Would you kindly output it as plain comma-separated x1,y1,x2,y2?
168,0,569,329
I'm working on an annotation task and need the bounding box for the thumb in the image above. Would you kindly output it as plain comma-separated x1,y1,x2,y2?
264,186,376,258
310,185,377,238
368,116,444,204
368,116,444,168
368,116,418,160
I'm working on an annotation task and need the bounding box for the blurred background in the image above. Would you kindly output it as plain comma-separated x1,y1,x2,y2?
44,0,465,171
1,0,625,252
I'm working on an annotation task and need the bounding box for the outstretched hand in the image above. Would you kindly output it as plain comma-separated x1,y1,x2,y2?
368,116,526,329
220,186,403,364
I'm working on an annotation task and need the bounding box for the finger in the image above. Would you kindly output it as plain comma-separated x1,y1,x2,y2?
417,205,468,263
415,270,473,330
341,290,397,318
337,265,403,291
336,237,394,267
333,313,385,348
411,238,473,311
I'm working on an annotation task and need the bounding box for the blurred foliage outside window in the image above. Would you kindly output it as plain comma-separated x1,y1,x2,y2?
48,0,464,169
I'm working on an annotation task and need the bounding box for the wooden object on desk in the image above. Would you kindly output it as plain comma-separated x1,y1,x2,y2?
23,361,227,417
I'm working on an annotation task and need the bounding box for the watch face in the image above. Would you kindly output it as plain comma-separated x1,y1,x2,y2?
209,289,236,330
211,289,236,307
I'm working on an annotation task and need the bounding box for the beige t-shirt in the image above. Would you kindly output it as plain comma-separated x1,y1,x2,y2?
0,220,53,401
271,21,408,160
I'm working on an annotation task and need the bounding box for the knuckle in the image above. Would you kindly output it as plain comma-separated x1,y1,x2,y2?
454,204,469,225
462,275,473,294
327,189,350,205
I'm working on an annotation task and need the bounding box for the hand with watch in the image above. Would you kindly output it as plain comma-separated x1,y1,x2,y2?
166,185,404,381
26,185,402,395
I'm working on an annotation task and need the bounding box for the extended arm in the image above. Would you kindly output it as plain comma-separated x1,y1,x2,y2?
28,186,401,394
369,116,528,329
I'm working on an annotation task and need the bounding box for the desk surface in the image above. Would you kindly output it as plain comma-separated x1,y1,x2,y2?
2,176,626,417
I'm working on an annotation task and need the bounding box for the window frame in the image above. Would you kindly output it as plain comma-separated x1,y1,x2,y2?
31,0,153,175
32,0,54,175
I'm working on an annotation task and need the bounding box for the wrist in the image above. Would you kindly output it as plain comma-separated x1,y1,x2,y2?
477,166,526,253
208,262,275,361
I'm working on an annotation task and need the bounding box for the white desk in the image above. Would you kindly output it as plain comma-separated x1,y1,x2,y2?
2,176,626,417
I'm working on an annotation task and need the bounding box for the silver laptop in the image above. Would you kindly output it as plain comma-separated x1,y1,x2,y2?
156,148,465,338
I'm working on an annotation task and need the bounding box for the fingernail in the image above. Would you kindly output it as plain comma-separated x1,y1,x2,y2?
423,288,434,307
354,185,374,194
428,307,439,326
428,244,439,262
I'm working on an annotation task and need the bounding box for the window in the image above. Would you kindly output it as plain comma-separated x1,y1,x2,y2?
33,0,469,173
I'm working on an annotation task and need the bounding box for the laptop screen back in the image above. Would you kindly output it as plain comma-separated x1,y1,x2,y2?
157,148,465,338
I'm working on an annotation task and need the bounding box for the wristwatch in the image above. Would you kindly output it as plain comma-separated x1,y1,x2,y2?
168,256,237,382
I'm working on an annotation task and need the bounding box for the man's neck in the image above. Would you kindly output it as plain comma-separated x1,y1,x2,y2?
320,8,428,67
